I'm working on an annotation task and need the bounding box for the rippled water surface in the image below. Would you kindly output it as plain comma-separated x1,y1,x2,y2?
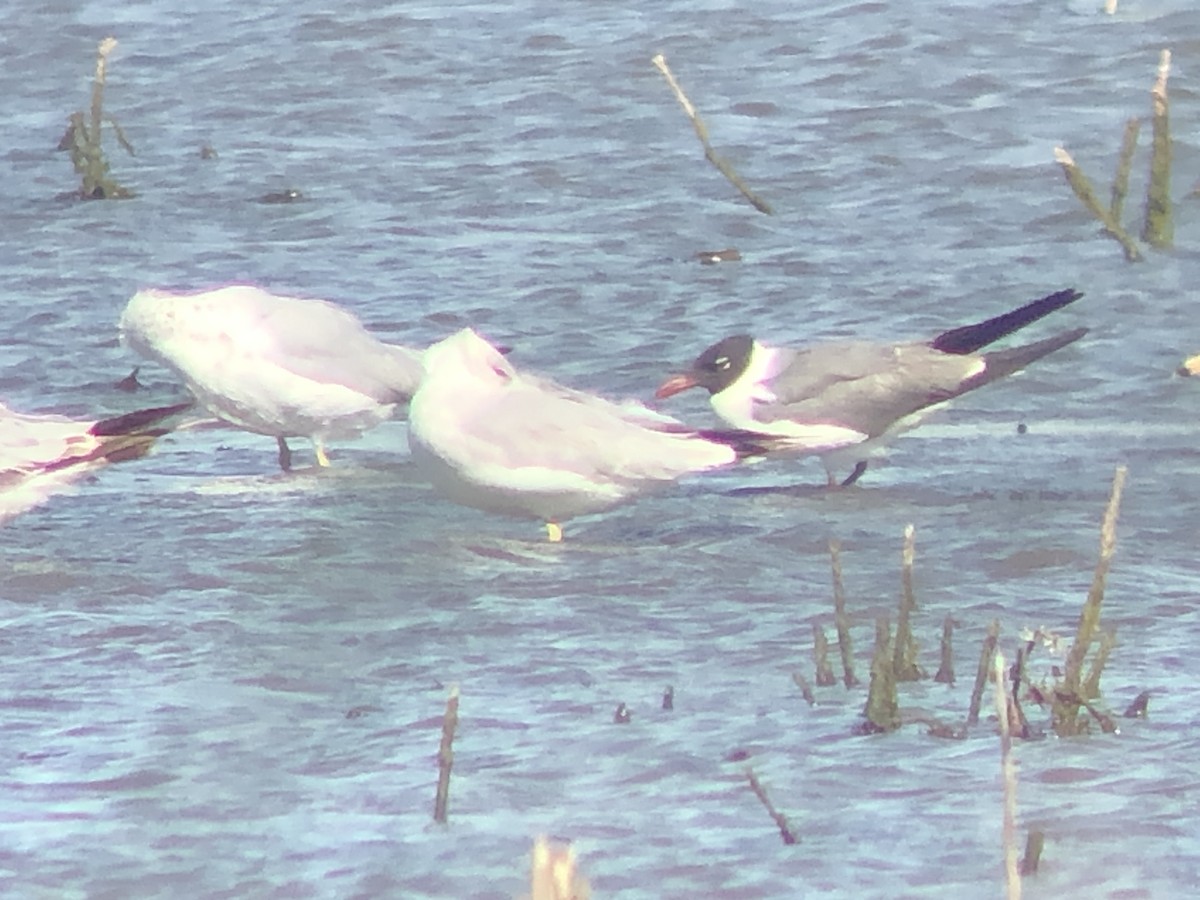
4,1,1200,897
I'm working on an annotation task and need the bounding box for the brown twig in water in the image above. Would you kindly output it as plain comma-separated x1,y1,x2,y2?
433,684,460,824
994,651,1021,900
968,620,1000,726
829,540,860,687
745,767,798,845
651,53,774,214
1123,690,1152,718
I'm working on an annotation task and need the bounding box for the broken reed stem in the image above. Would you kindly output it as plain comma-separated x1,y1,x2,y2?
933,615,955,684
829,540,860,687
1020,830,1045,876
968,620,1001,726
433,684,460,824
531,836,592,900
812,623,836,686
90,37,117,147
1142,49,1173,248
863,617,900,732
1054,147,1143,262
651,53,774,215
893,524,923,681
745,767,798,845
1082,629,1117,700
1056,466,1126,736
1110,117,1140,224
994,651,1021,900
793,671,817,706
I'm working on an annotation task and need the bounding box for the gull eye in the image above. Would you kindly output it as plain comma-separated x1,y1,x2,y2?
715,355,730,371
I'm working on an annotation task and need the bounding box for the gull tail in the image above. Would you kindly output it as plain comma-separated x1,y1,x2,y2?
47,401,193,470
697,428,789,460
968,327,1089,390
930,289,1083,355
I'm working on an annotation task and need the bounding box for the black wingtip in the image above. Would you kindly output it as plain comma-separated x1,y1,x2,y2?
930,288,1083,356
89,401,193,437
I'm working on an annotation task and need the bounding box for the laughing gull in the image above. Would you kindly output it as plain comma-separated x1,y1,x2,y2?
2,400,191,523
655,288,1087,487
408,327,766,541
120,285,424,470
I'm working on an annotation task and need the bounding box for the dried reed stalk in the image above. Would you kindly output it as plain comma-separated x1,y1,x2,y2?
652,53,773,214
433,684,460,823
994,651,1021,900
830,540,860,687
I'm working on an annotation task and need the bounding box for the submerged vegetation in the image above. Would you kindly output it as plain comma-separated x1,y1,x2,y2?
57,36,135,199
823,466,1133,739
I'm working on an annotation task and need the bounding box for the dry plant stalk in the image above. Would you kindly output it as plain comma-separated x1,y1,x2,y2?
59,36,134,199
893,524,923,681
1110,117,1140,224
862,617,900,732
1055,467,1126,736
1142,49,1173,248
1054,147,1142,261
530,836,591,900
433,684,460,823
829,540,860,687
933,615,955,684
812,623,836,686
994,651,1022,900
745,767,798,845
651,53,774,214
968,620,1000,725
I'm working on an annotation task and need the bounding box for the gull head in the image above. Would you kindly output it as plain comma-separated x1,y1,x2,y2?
422,328,515,387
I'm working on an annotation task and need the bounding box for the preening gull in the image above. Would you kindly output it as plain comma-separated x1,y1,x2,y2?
120,285,424,469
407,327,766,541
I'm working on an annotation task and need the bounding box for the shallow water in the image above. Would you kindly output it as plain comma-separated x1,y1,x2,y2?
4,1,1200,897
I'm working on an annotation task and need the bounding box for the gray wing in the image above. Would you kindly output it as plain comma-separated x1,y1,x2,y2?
464,378,733,481
256,297,424,403
760,341,983,437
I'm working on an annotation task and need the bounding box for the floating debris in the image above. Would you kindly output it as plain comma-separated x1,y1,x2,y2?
258,188,304,204
696,248,742,264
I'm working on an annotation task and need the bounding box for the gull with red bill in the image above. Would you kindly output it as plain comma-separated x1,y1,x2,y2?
655,288,1087,487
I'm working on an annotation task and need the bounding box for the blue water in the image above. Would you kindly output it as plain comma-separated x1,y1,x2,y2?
4,1,1200,896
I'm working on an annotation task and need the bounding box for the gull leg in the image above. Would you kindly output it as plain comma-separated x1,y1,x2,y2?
277,437,293,471
546,521,563,542
840,460,869,487
314,439,331,468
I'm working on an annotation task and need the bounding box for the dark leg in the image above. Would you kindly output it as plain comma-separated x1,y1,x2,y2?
277,437,293,471
839,460,869,487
